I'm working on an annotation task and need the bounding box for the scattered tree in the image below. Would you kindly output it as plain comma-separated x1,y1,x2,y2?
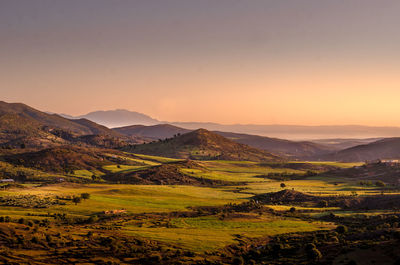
81,193,91,200
336,225,348,234
72,196,82,205
375,181,385,187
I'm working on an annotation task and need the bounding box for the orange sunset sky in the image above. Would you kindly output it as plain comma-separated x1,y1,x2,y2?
1,0,400,126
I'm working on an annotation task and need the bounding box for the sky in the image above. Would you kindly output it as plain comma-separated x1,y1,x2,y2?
1,0,400,126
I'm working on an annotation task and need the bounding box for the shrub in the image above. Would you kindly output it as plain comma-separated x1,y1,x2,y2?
232,256,244,265
336,225,348,234
305,243,316,251
306,247,322,261
31,236,39,244
375,181,385,187
81,193,90,200
319,200,328,207
150,254,162,262
72,196,82,205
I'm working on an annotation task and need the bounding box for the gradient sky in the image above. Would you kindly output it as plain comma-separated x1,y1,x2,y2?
1,0,400,125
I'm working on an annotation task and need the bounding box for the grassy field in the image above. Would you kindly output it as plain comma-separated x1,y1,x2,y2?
132,153,184,163
244,178,388,196
292,161,364,168
2,155,394,261
122,215,334,251
180,160,306,183
0,184,249,217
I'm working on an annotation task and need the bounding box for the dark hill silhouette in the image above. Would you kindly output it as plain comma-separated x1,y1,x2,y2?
319,137,400,162
1,146,118,173
125,128,282,162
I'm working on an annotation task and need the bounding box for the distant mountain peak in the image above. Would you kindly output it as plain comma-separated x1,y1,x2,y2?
62,109,160,128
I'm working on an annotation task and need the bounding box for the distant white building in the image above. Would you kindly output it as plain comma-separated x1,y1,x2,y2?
0,179,14,183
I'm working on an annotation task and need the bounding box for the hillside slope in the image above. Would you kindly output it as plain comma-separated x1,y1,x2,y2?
124,129,282,162
320,137,400,162
0,101,125,148
1,146,117,173
215,131,334,158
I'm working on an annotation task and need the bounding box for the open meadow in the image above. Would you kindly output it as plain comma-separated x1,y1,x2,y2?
1,154,400,264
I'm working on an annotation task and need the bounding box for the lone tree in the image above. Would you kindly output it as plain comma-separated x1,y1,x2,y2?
280,183,286,189
81,193,90,200
375,181,385,187
336,225,348,234
72,196,82,205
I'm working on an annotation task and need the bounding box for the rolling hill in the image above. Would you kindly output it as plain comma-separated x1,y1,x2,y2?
310,138,382,150
214,131,334,158
114,124,333,158
1,146,117,173
0,101,126,148
319,137,400,162
124,128,282,162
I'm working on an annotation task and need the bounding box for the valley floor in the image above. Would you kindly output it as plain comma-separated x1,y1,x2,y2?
0,157,399,264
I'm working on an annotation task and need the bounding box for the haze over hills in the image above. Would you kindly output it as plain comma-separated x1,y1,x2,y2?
125,128,282,162
214,131,335,158
171,123,400,140
114,124,335,158
63,109,400,140
63,109,159,128
311,138,382,150
319,137,400,162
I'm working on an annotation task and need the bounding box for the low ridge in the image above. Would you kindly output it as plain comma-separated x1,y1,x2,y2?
125,128,282,162
319,137,400,162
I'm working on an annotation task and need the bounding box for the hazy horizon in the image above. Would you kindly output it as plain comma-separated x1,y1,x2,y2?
2,0,400,126
55,107,400,128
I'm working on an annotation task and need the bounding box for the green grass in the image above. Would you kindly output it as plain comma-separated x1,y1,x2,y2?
294,161,364,168
72,169,104,179
132,153,184,163
0,184,249,216
266,205,341,211
180,168,263,182
200,160,304,174
123,215,333,251
180,160,305,183
243,179,386,196
0,161,66,182
102,164,150,173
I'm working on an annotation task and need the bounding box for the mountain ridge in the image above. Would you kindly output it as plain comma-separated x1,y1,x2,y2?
319,137,400,162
